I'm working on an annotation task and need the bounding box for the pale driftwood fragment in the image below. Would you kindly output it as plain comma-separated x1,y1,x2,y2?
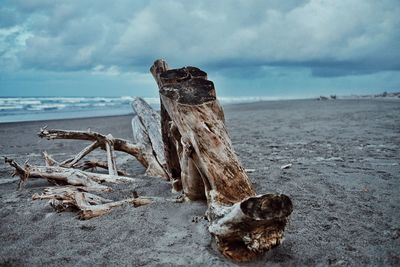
150,59,293,262
131,114,168,178
104,134,118,176
5,158,137,192
131,97,166,169
280,163,292,170
32,186,152,219
43,150,128,176
42,151,59,166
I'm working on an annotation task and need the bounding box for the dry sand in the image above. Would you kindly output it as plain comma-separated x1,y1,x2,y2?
0,99,399,266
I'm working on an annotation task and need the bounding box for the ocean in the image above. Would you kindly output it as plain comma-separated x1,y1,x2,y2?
0,96,279,123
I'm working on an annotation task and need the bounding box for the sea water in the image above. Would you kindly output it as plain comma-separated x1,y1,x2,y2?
0,96,279,123
0,97,157,123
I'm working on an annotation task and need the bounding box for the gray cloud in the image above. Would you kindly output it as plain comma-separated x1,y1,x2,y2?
0,0,399,77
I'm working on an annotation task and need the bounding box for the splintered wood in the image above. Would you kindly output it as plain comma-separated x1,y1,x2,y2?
150,59,293,262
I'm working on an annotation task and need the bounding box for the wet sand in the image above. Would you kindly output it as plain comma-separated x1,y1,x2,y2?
1,99,399,266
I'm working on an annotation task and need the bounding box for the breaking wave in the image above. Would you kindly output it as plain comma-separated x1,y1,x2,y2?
0,96,281,123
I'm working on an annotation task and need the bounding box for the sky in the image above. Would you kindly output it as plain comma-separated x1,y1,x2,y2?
0,0,399,98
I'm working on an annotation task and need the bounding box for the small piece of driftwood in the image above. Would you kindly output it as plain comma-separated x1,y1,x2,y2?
32,186,152,220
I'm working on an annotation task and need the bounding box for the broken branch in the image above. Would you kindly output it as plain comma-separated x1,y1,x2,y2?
32,186,152,220
5,158,137,192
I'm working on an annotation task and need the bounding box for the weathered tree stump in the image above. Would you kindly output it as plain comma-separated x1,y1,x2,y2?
150,59,293,262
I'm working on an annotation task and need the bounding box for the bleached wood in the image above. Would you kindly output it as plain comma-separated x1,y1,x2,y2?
42,151,59,166
38,128,147,167
5,158,137,192
43,149,127,176
32,186,152,219
60,141,100,167
75,193,152,220
131,115,168,178
105,134,118,176
131,97,166,169
39,127,168,178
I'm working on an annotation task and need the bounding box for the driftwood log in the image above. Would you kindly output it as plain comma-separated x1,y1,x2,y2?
150,59,293,262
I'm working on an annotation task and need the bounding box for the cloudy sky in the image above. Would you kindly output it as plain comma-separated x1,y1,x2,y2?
0,0,399,98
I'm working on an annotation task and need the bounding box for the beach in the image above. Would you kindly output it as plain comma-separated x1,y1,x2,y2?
1,99,399,266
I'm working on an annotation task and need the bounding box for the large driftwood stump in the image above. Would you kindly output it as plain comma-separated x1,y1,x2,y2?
150,59,293,262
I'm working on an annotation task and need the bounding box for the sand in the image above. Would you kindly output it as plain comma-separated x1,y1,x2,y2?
1,99,399,266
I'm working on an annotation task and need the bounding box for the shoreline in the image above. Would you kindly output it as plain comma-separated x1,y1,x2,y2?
1,97,399,124
0,112,134,126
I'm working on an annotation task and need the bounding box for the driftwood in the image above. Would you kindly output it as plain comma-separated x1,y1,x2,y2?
36,97,170,179
5,155,182,219
43,150,128,176
150,61,182,190
38,128,141,174
5,157,155,219
4,59,293,262
5,157,136,192
38,124,168,178
5,99,171,220
150,59,293,262
131,97,169,178
32,186,152,220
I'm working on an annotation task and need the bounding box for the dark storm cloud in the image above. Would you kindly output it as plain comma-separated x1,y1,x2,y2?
0,0,399,77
